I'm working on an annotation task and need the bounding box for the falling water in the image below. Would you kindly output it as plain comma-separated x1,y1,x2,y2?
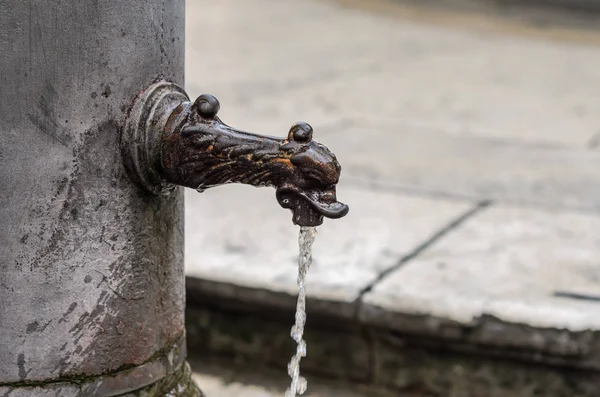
285,226,317,397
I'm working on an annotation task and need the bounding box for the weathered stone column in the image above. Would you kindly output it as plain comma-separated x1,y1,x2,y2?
0,1,200,395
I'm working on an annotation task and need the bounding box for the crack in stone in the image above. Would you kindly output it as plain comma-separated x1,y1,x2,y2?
356,199,492,300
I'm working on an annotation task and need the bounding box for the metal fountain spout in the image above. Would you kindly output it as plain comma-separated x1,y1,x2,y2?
122,81,349,226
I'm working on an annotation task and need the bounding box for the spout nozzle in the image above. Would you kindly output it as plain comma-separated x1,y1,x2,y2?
276,186,349,227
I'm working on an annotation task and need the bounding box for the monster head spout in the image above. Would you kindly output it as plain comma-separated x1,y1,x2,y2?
158,93,349,226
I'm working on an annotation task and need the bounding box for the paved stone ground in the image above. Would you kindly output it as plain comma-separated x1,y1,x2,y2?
191,361,392,397
184,0,600,393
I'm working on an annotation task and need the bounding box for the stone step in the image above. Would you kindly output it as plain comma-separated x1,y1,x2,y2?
185,187,600,396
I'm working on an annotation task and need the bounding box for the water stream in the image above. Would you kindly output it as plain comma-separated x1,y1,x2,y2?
285,226,317,397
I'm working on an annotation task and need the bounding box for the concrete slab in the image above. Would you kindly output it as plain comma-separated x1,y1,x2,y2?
272,24,600,147
185,0,600,211
186,0,600,148
185,0,600,210
361,205,600,368
184,0,389,133
185,185,472,317
185,0,388,99
314,124,600,211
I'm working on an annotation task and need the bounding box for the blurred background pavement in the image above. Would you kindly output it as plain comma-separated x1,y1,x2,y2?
183,0,600,395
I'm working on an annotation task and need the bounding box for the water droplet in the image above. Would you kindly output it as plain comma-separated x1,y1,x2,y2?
297,377,307,394
298,340,306,356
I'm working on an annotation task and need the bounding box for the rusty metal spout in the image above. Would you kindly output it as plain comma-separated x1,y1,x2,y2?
122,81,349,226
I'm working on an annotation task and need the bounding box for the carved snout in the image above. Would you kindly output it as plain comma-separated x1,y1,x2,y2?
278,123,348,226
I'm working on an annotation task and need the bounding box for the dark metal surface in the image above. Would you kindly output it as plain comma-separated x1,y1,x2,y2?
123,82,349,227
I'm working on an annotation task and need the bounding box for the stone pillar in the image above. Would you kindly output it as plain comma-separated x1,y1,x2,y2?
0,1,199,395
